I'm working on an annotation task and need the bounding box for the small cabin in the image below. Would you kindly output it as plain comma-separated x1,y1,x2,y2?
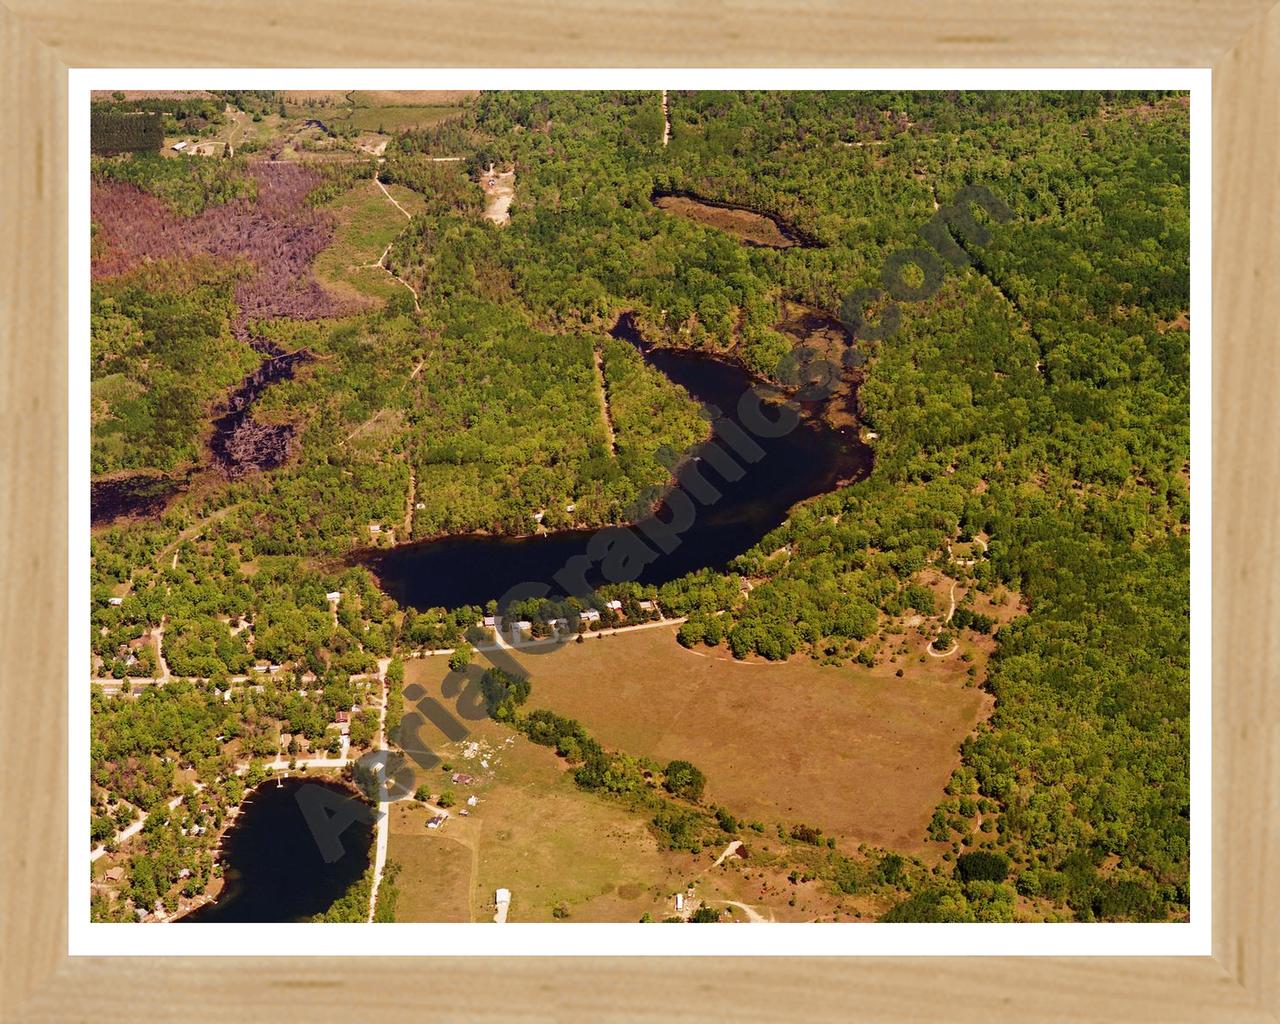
171,140,188,152
580,609,601,623
605,600,623,611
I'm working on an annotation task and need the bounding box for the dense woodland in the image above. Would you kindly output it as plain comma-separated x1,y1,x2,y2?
89,90,1190,923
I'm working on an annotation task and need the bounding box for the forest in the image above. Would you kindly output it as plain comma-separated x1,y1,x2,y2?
89,89,1190,923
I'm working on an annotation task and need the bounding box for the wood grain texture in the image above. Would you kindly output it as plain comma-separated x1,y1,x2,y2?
0,1,1276,1020
1213,6,1280,1015
2,0,1277,67
0,2,69,1015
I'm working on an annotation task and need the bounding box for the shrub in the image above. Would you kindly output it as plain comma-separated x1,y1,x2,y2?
662,760,706,801
955,850,1010,883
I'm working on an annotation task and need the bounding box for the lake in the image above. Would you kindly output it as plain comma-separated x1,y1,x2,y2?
362,313,871,611
181,777,372,923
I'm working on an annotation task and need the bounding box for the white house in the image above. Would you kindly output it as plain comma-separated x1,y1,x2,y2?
482,615,497,628
605,599,623,611
325,591,341,603
638,600,657,612
580,608,600,623
511,620,532,642
171,140,188,152
108,597,123,606
495,887,512,905
674,893,685,912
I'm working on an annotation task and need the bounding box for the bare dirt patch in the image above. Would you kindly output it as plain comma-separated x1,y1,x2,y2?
480,165,516,225
654,194,800,249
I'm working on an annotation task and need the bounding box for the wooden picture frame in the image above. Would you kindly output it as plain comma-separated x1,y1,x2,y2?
1,2,1275,1018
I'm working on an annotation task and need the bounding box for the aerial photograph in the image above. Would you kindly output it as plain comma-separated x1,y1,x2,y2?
87,88,1191,926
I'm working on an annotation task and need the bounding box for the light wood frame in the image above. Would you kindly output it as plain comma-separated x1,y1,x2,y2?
2,3,1276,1019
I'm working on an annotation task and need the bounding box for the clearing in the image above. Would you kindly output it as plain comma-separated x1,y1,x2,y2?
406,622,995,851
312,178,426,306
480,165,516,225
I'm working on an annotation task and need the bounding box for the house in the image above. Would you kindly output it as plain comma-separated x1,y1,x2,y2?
638,600,657,612
466,795,478,807
325,591,341,603
369,523,382,534
495,887,511,905
605,600,622,611
108,596,123,606
511,620,532,640
532,510,545,523
549,617,568,631
171,140,188,152
580,608,600,623
104,866,125,882
482,615,497,628
565,503,576,513
674,893,685,912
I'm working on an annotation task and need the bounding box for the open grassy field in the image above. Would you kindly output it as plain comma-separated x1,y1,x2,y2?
281,92,470,135
340,105,467,133
312,179,427,305
389,668,896,923
386,710,693,922
282,90,477,107
407,618,997,852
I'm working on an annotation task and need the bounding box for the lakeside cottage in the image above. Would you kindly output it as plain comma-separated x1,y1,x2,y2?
580,608,600,623
605,600,622,611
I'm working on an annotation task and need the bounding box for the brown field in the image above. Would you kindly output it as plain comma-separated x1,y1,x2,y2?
406,618,996,852
655,195,796,248
388,671,893,923
281,90,477,107
91,90,216,101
